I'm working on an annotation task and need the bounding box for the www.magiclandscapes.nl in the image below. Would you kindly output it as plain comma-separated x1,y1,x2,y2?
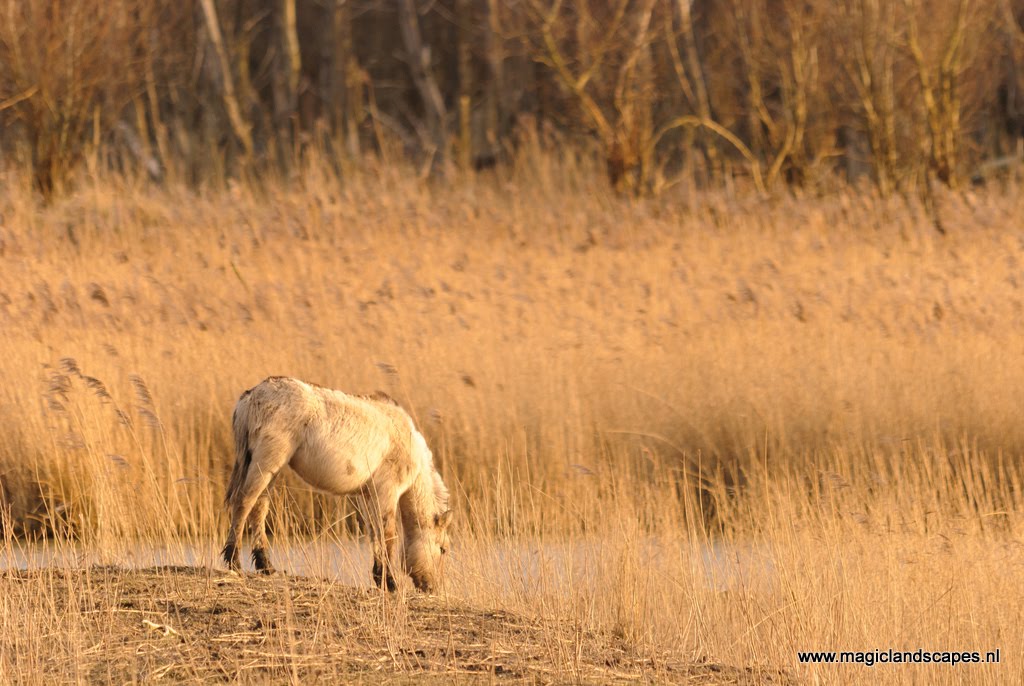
2,2,1024,685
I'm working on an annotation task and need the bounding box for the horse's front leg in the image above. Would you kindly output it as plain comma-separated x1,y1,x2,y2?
364,495,400,591
380,509,400,591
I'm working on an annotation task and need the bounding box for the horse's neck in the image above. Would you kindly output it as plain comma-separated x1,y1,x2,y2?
400,466,436,533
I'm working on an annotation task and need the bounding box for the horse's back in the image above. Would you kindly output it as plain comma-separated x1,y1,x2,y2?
235,376,413,495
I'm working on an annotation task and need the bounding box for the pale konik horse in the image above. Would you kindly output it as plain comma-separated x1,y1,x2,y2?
222,377,452,592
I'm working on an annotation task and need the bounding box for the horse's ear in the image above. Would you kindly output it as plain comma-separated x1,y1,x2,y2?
435,510,453,529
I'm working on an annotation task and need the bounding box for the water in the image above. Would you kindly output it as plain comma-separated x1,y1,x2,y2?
2,539,374,587
1,537,775,592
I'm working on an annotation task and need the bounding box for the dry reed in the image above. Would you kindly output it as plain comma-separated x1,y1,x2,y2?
0,157,1021,683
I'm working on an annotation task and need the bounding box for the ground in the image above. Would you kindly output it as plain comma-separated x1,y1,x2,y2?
0,566,793,684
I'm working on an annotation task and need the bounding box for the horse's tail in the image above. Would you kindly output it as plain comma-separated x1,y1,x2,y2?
225,395,254,507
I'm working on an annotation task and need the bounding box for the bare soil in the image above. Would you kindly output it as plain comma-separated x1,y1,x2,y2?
0,566,793,684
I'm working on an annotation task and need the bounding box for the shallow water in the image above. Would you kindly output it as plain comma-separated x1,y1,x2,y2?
2,540,373,586
1,537,774,592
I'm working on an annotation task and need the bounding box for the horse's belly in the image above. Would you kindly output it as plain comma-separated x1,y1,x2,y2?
288,443,378,495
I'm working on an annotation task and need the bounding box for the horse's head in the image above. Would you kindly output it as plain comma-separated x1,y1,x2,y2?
405,508,452,593
404,467,452,592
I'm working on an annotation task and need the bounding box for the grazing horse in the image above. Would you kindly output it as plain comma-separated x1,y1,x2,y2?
222,376,452,592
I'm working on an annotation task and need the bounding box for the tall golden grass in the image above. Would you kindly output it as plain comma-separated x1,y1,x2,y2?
1,154,1022,683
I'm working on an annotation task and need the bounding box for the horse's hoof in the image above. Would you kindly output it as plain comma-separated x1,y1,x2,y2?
373,575,398,592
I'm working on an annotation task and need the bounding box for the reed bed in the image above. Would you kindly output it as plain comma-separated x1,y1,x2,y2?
0,158,1021,683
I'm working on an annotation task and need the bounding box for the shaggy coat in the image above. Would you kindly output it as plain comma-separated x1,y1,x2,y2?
222,377,451,592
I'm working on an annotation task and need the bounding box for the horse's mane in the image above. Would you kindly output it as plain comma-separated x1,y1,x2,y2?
431,468,450,514
358,387,448,514
358,390,400,407
260,377,390,402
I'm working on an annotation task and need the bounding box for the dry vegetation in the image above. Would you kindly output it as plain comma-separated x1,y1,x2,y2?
5,565,773,684
1,156,1023,684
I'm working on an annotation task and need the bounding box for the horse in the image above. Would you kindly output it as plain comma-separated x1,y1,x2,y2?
221,376,452,593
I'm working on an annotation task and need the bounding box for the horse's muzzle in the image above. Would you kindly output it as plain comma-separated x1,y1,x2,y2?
413,574,437,594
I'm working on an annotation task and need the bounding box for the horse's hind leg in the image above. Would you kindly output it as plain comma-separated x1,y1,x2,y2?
248,481,277,575
223,454,285,572
222,499,248,572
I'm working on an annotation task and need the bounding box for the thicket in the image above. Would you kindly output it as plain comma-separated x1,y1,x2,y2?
1,0,1023,196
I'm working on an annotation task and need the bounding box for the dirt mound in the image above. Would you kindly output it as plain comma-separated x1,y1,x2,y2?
1,566,792,684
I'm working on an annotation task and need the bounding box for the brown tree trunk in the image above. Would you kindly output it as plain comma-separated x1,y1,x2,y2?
273,0,301,165
397,0,448,172
198,0,253,161
676,0,720,182
484,0,505,162
456,0,473,170
905,0,969,188
331,0,361,156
